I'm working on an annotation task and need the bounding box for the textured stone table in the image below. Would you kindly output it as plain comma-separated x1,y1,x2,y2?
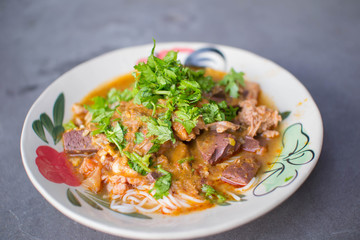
1,0,359,239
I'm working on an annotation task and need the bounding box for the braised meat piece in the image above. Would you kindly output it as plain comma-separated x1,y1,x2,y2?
63,130,98,154
243,81,260,103
206,121,240,133
237,100,281,137
195,131,241,165
221,156,260,186
172,121,197,141
241,136,266,155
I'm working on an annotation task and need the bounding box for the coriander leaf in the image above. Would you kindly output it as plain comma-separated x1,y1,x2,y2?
111,122,125,144
107,88,134,104
134,132,144,145
144,116,175,144
174,106,200,134
218,101,238,121
219,68,245,98
200,102,225,124
85,97,127,152
191,69,215,92
201,184,227,204
178,157,194,164
125,152,151,176
147,143,161,154
132,40,212,123
151,165,172,200
63,120,76,131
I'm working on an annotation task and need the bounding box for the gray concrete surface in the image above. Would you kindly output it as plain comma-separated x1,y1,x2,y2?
1,0,360,239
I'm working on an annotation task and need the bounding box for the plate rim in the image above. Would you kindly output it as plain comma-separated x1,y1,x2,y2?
20,41,324,239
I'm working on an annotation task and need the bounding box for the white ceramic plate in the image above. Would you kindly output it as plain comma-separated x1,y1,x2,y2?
21,42,323,239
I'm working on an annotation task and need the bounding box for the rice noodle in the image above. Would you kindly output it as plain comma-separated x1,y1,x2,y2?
158,196,177,210
136,185,150,190
168,194,183,208
235,177,257,192
137,197,149,207
179,193,205,203
110,201,136,213
134,204,161,213
162,207,174,214
176,198,191,208
127,196,141,203
112,194,120,200
226,191,241,201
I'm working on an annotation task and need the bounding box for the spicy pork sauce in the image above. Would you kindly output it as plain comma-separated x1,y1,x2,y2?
67,69,282,215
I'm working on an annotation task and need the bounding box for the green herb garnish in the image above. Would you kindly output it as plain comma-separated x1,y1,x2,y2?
134,132,144,145
200,102,226,124
178,157,194,164
85,96,127,151
107,88,134,104
63,120,77,131
174,106,200,134
143,116,175,144
124,152,151,175
217,101,238,121
219,68,245,98
151,165,172,200
201,184,227,203
132,39,215,134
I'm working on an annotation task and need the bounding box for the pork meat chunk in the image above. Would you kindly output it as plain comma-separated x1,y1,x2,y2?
243,81,260,103
63,130,98,154
195,131,241,165
238,100,281,137
221,156,260,186
241,136,266,155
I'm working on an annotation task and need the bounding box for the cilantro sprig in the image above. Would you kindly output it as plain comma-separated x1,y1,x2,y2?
201,184,227,203
143,116,175,144
200,101,238,124
107,88,134,104
85,96,127,151
178,156,194,164
132,40,216,136
174,106,200,134
124,152,151,176
134,132,144,145
151,165,172,200
219,68,245,98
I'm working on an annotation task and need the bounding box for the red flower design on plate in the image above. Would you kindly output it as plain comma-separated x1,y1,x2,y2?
35,146,81,186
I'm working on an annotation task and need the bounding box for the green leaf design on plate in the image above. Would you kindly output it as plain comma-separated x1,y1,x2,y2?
84,191,151,219
52,125,65,144
284,176,293,182
67,189,81,207
40,113,54,135
53,93,65,127
32,120,48,143
32,92,65,144
75,190,102,210
253,123,315,196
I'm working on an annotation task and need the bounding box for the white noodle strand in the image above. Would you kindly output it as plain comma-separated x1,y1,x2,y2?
127,196,141,203
110,201,136,213
134,204,161,213
168,194,183,208
226,191,241,201
177,198,191,208
235,177,257,192
179,193,205,203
